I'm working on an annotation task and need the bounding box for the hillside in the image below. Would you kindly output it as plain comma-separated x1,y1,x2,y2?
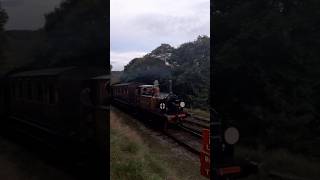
121,36,210,109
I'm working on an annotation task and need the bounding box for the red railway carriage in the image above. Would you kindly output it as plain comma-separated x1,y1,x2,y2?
1,67,109,147
89,75,110,106
111,82,187,124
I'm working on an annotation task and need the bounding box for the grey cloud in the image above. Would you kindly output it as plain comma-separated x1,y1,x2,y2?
1,0,24,7
3,0,62,30
110,0,209,70
134,13,200,35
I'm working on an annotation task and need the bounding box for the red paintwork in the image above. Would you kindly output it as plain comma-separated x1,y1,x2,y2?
200,129,210,178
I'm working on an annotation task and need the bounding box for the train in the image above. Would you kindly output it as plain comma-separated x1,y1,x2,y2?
111,80,257,179
0,66,110,150
0,66,256,179
111,80,188,128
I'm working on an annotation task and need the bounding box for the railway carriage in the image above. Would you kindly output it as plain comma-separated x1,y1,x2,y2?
1,66,109,148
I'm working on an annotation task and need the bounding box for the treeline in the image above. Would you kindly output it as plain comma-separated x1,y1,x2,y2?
31,0,108,68
0,2,8,65
121,36,210,109
1,0,108,73
213,0,320,152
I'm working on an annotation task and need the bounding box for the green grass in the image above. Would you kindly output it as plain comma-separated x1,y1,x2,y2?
110,127,170,180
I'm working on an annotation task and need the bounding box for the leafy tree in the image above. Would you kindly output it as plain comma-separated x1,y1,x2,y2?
121,36,210,109
33,0,108,69
0,3,8,62
213,0,320,149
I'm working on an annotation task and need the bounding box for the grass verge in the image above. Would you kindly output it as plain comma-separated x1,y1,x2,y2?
110,112,176,180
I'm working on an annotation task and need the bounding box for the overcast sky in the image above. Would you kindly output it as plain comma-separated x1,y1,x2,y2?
1,0,62,30
111,0,210,71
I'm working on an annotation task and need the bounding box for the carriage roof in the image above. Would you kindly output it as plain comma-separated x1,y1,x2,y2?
8,67,108,80
9,67,76,77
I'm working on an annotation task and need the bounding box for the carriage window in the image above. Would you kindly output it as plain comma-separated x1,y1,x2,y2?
18,80,22,99
37,82,43,102
14,82,18,99
55,88,59,104
49,85,56,104
27,80,32,100
20,81,25,99
142,88,146,95
11,82,15,98
142,87,153,96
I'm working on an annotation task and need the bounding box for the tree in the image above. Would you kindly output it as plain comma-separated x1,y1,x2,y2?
121,36,210,109
0,2,8,63
32,0,108,68
213,0,320,149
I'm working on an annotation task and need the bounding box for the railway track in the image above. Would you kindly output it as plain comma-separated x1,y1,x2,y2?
165,115,210,155
165,127,202,155
178,115,210,137
184,116,209,127
111,105,205,155
163,113,211,155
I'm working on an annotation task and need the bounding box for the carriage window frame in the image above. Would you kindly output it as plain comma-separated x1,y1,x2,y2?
36,80,44,102
48,84,57,105
26,79,32,100
18,79,23,99
11,81,15,99
141,87,153,96
22,79,26,100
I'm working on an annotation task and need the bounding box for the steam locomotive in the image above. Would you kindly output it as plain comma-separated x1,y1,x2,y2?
111,81,187,126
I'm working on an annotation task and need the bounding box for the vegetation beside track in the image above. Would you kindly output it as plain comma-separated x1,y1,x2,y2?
110,108,207,180
110,112,173,180
235,146,320,180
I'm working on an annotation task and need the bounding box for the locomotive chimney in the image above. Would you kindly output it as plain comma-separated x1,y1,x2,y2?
169,80,173,94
